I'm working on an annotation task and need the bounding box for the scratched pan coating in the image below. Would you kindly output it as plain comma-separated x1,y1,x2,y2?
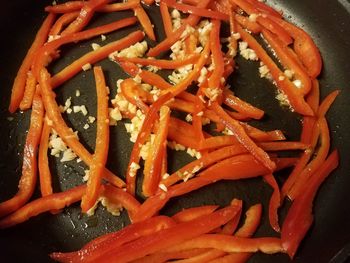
0,0,349,262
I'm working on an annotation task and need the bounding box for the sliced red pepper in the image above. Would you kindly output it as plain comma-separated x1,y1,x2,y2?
160,1,173,37
258,16,292,45
281,150,339,258
172,205,219,223
263,174,281,232
306,79,320,114
0,93,44,217
125,92,172,195
185,33,199,55
39,68,125,188
0,185,86,229
51,30,145,88
163,0,229,21
38,119,53,197
9,13,55,113
143,106,171,197
268,16,322,78
87,205,241,262
49,11,80,36
262,29,311,95
81,67,110,213
46,1,139,13
210,102,276,171
223,89,264,120
245,0,282,18
234,14,262,34
147,0,211,57
19,71,37,111
134,4,156,41
161,235,283,254
51,215,176,263
61,0,109,36
317,90,340,118
287,117,330,200
120,78,151,113
98,1,139,12
236,25,314,116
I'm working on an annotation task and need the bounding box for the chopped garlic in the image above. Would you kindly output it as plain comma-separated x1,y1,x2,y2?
159,183,168,192
60,148,77,162
249,13,258,22
83,124,90,130
82,63,91,71
129,162,140,178
115,41,148,58
100,197,123,216
185,114,193,122
109,107,122,126
276,91,290,107
88,116,96,123
168,141,186,151
293,79,302,88
187,148,202,159
75,90,80,97
91,43,101,51
284,69,294,79
205,87,221,102
101,34,106,41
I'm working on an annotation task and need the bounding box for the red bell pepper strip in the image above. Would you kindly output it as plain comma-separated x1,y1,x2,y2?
102,184,141,216
0,185,86,229
210,203,262,262
125,92,172,194
210,102,276,171
49,12,80,36
161,145,246,187
46,1,139,13
306,79,320,114
287,117,330,200
258,16,292,45
160,1,173,37
317,90,340,118
209,0,233,16
162,0,229,21
81,67,110,213
208,20,225,92
51,215,176,263
223,90,264,120
263,174,281,232
61,0,110,36
172,205,219,223
147,0,211,57
143,106,171,197
281,150,339,258
86,205,242,263
9,13,55,113
38,119,53,197
234,14,262,34
32,17,138,78
134,4,156,41
133,154,274,222
262,29,311,95
115,54,200,69
268,16,322,78
236,25,314,116
39,68,125,188
120,78,151,113
51,30,145,88
245,0,282,18
221,199,243,235
161,235,283,254
239,122,286,142
0,93,44,218
19,71,37,111
142,0,155,5
185,33,199,55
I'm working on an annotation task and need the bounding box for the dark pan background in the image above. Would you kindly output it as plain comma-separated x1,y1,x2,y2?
0,0,349,262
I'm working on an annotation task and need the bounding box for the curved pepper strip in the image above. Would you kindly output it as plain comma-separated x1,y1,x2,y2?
51,215,176,263
163,0,229,20
234,14,262,34
263,173,281,232
147,0,211,57
86,205,241,263
19,71,38,111
39,68,125,188
38,119,53,197
9,13,55,113
134,4,156,41
46,1,139,13
210,101,276,171
236,25,314,116
0,93,44,218
51,30,144,88
143,106,171,197
160,1,173,37
281,150,339,258
81,67,110,213
0,185,86,229
209,203,262,263
268,15,322,78
32,17,138,79
258,16,292,45
60,0,110,36
125,92,172,195
49,12,80,36
172,205,220,223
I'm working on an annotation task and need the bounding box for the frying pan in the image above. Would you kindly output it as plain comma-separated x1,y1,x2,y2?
0,0,349,262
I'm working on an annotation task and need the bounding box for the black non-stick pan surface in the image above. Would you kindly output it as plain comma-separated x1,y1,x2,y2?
0,0,349,262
